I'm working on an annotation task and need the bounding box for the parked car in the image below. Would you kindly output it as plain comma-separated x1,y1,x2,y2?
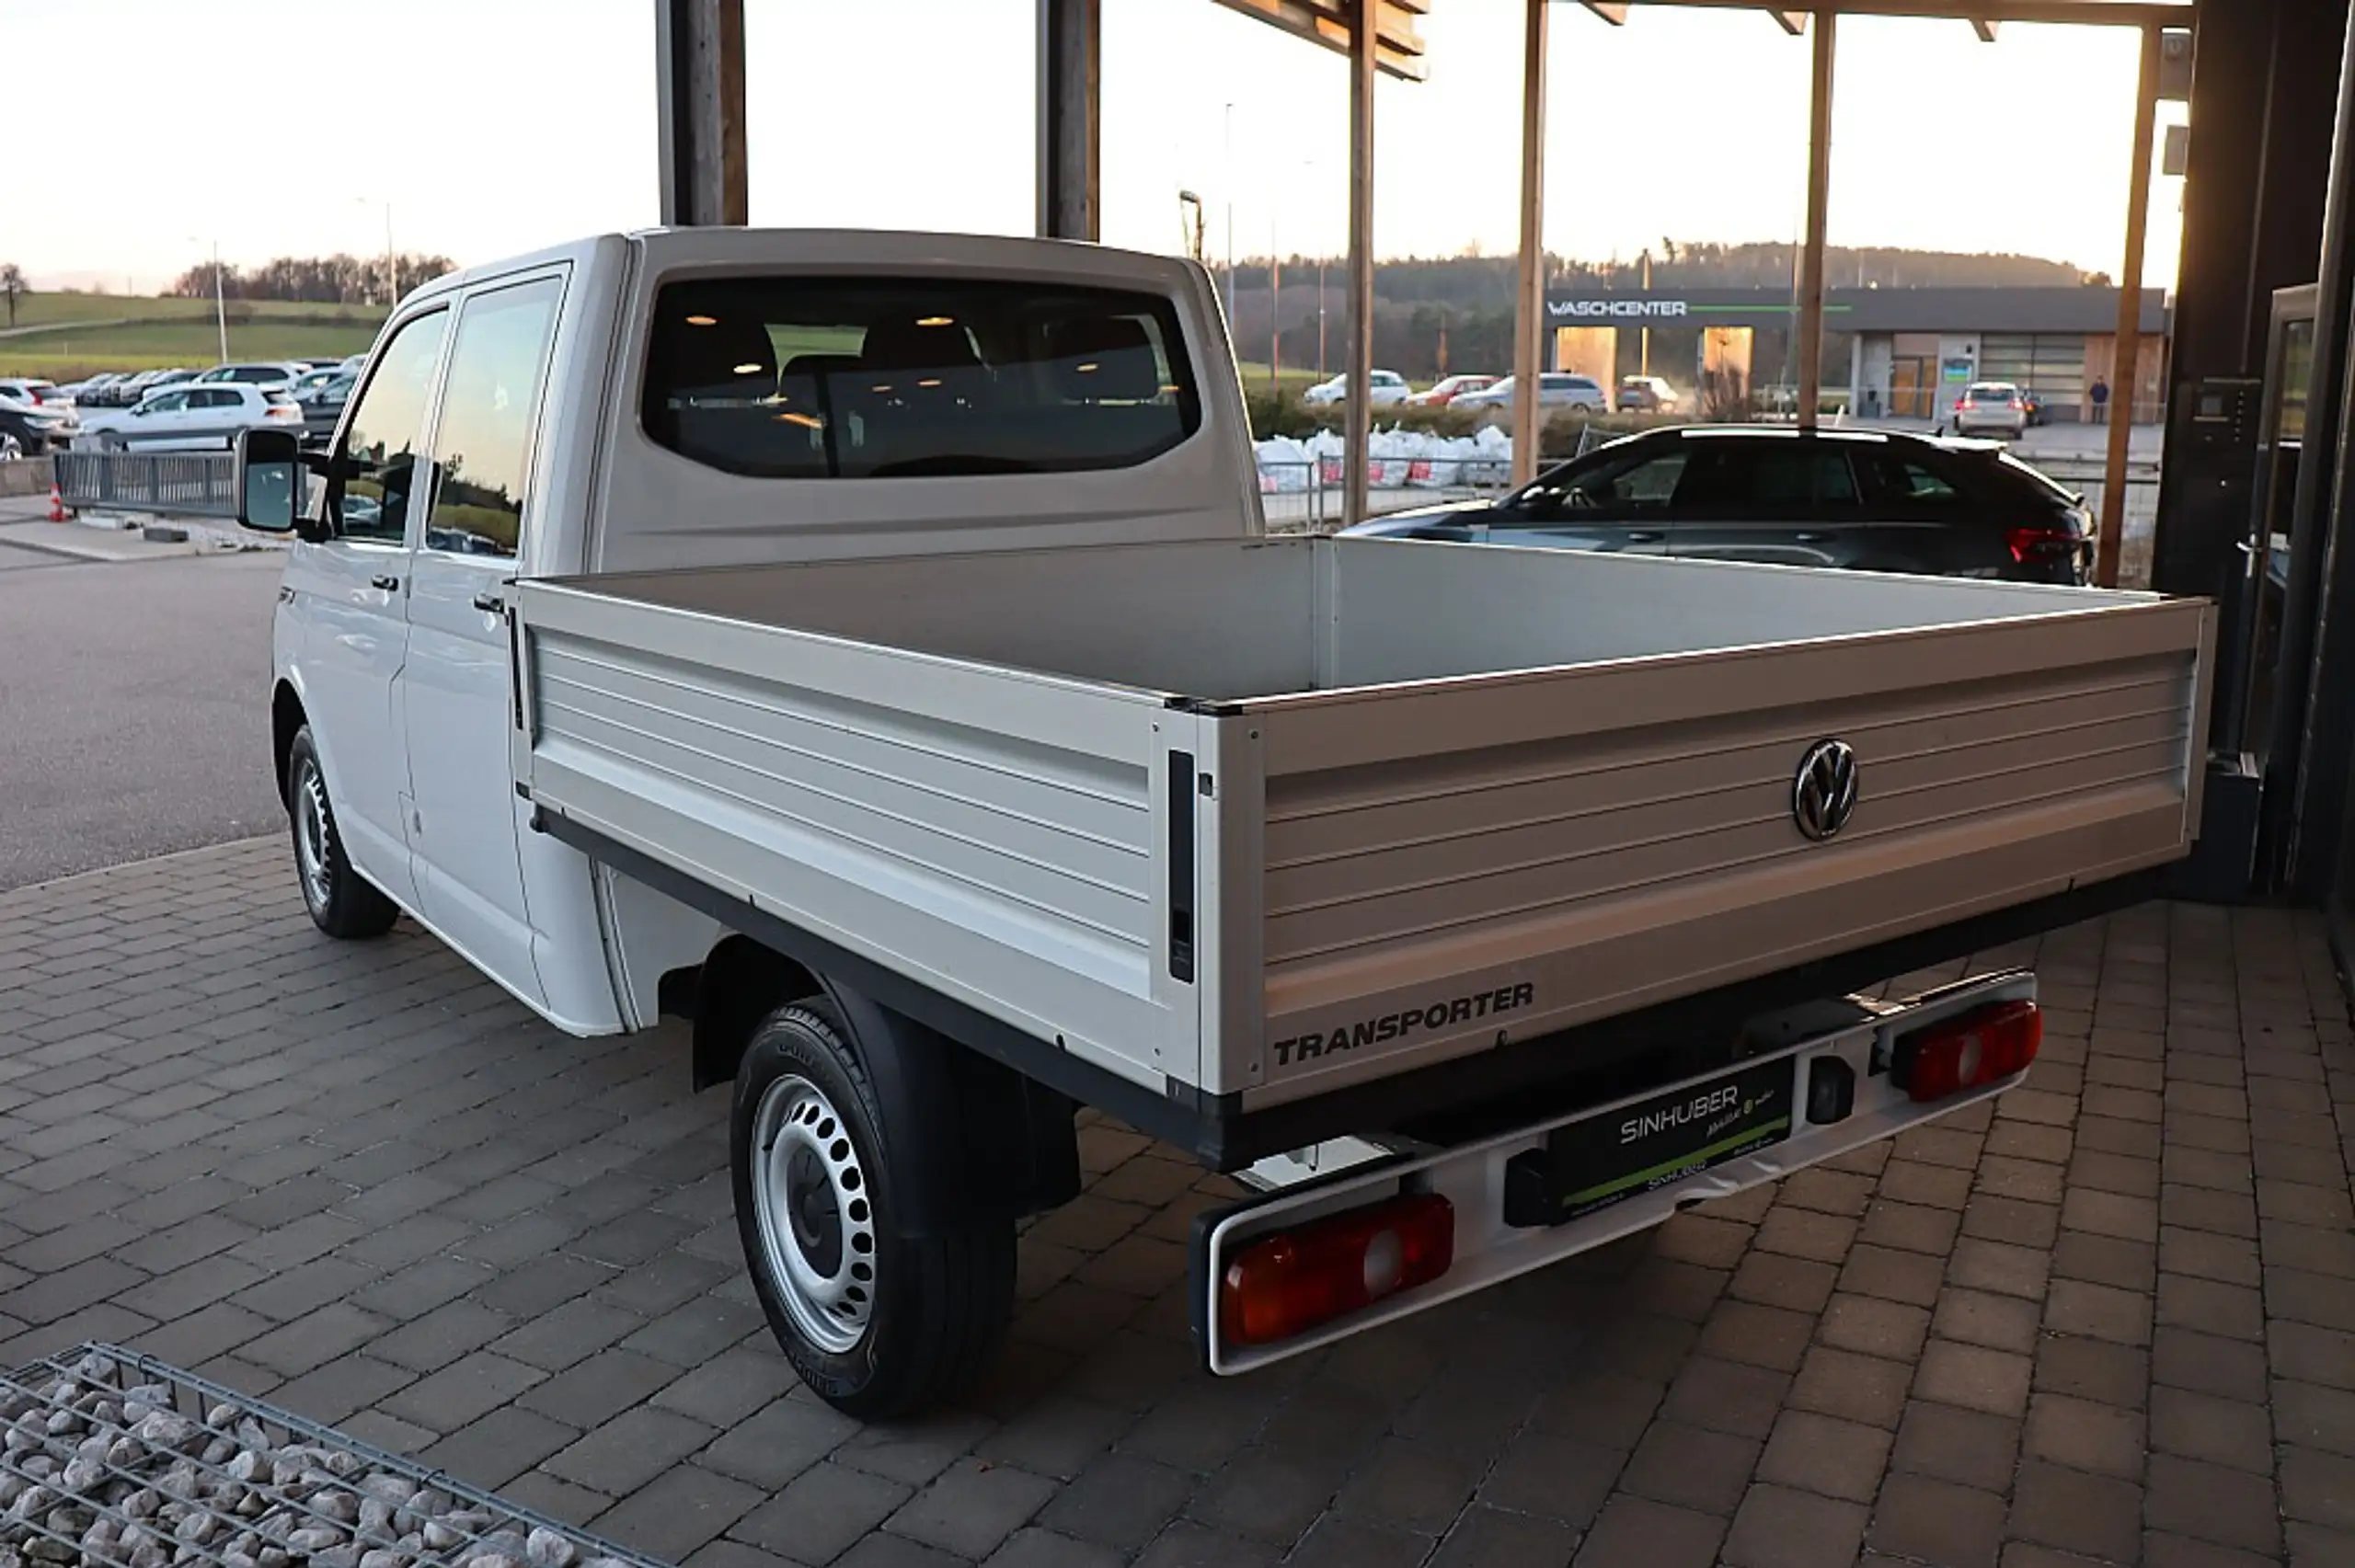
289,367,347,400
61,372,123,404
2020,388,2049,428
78,383,305,452
1301,369,1409,406
1453,372,1609,414
1403,373,1497,406
297,370,355,448
1616,374,1682,414
0,378,69,411
0,397,73,461
224,226,2204,1418
1342,426,2094,585
192,361,308,391
1949,381,2029,440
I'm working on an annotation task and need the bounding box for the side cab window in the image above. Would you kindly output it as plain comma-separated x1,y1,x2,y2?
331,311,451,546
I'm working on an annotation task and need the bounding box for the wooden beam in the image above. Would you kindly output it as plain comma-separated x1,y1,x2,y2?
655,0,747,227
1580,3,1634,21
1513,0,1549,486
1796,9,1835,429
1972,18,1999,40
1036,0,1100,241
1210,0,1430,80
1344,0,1378,529
1574,1,2187,29
1771,10,1809,34
2096,20,2163,588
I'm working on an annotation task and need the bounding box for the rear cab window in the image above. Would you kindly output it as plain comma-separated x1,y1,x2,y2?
641,277,1201,480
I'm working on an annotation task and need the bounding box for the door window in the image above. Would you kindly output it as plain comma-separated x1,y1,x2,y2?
141,392,188,415
1511,448,1691,521
336,310,449,545
424,277,564,560
1682,441,1857,507
191,388,239,410
1862,452,1962,505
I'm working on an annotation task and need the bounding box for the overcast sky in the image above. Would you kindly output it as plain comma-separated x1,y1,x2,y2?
12,0,2188,293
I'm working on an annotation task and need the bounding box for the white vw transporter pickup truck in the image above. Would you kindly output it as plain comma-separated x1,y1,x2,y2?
236,229,2214,1416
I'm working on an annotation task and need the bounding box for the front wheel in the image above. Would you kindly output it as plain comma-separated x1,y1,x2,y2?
732,1000,1015,1419
285,726,399,939
0,434,20,464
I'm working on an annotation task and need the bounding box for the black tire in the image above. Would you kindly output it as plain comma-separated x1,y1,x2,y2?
731,999,1016,1419
284,726,399,940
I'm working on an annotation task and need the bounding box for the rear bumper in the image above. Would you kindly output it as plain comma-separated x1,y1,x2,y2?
1193,969,2039,1373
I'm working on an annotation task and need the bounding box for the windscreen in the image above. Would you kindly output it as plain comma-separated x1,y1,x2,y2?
640,276,1201,480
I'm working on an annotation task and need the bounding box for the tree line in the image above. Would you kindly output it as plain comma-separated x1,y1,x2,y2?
167,252,455,305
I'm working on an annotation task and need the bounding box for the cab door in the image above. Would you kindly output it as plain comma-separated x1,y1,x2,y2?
281,307,452,912
400,271,567,1008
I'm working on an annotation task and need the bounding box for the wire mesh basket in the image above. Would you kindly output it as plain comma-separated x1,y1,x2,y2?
0,1345,669,1568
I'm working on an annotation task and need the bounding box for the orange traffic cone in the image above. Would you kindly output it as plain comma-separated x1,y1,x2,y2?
46,480,66,523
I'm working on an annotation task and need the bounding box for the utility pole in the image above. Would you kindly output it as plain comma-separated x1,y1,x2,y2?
213,240,227,364
1639,248,1652,378
1223,103,1236,333
1269,213,1282,394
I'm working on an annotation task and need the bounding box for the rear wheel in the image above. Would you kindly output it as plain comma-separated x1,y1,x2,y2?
733,1000,1015,1419
285,727,399,940
0,434,19,464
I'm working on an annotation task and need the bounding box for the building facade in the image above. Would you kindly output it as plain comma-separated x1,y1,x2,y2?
1543,286,2171,423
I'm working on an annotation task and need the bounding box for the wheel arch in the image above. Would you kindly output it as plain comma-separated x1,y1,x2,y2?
692,935,1080,1236
271,680,307,807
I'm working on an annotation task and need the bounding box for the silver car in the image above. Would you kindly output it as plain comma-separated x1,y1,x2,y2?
1951,382,2028,440
1453,372,1608,414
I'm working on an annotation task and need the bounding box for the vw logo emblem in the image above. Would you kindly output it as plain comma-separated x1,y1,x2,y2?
1792,739,1860,841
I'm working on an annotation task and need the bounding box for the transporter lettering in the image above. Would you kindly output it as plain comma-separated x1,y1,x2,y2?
1270,982,1536,1068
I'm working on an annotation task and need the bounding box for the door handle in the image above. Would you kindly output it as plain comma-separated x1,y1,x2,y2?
370,574,400,592
472,592,503,614
1795,532,1832,544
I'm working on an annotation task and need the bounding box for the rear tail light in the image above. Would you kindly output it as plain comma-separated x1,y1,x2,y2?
2005,525,2076,562
1890,999,2041,1103
1221,1192,1453,1347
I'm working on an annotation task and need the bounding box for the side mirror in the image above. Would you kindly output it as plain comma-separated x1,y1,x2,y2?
236,427,302,533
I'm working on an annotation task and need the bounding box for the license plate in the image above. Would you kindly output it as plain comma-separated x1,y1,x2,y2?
1545,1058,1795,1222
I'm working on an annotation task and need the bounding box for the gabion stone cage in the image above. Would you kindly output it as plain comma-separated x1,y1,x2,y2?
0,1346,670,1568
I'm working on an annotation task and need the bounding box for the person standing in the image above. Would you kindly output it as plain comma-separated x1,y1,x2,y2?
2090,374,2111,426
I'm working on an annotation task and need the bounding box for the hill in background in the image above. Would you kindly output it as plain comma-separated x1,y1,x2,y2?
0,294,388,380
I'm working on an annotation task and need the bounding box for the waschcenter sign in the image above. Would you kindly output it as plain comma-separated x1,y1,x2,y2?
1549,299,1692,319
1542,287,2168,336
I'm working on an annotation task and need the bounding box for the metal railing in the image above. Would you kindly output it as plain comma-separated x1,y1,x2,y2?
52,451,239,518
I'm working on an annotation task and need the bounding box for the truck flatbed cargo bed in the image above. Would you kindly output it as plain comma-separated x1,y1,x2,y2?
511,534,2211,1161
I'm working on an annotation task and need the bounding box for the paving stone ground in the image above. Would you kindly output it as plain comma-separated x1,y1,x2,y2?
1,836,2352,1568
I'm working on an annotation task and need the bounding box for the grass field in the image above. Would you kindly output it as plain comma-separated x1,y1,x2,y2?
0,292,387,380
1235,361,1326,392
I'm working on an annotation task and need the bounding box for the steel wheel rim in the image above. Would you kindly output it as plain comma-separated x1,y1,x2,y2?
293,758,333,912
0,436,19,463
751,1071,877,1355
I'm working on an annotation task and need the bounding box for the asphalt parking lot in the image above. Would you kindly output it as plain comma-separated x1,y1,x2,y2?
0,838,2349,1568
0,500,284,890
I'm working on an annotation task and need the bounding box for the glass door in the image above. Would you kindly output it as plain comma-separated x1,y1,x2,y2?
2229,288,2317,768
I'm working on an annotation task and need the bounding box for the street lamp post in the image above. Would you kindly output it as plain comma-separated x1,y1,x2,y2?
189,235,227,362
356,199,396,306
1223,103,1236,332
212,240,226,364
